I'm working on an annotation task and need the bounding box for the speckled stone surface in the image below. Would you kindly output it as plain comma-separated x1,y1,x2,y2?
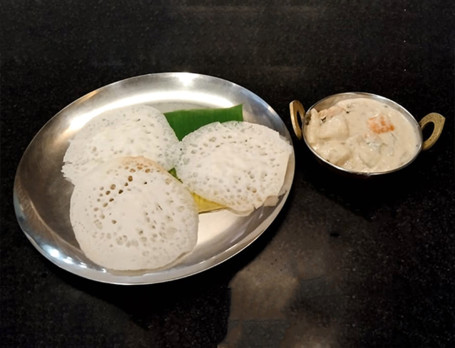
1,1,454,347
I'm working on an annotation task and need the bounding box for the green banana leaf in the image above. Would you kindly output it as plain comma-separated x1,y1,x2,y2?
164,104,243,140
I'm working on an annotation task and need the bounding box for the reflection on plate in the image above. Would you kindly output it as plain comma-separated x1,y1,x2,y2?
13,72,295,285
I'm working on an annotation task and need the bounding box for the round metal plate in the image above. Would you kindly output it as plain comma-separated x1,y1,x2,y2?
13,72,295,285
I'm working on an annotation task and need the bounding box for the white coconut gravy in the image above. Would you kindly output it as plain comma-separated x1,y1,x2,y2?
305,97,420,173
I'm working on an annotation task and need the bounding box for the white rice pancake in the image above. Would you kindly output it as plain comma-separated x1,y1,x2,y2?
175,121,293,214
62,104,180,185
70,156,198,271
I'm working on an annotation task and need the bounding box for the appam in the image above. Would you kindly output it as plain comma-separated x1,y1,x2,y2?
70,157,198,271
175,121,293,214
62,104,179,185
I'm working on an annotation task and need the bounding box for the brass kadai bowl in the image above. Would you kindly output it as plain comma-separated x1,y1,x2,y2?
289,92,445,177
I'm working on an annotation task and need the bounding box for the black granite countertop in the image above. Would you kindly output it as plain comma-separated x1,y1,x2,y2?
1,1,454,347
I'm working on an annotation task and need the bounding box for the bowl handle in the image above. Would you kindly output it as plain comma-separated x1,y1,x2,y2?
289,100,306,140
419,112,445,151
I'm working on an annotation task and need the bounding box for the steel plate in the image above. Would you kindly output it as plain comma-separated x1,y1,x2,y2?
13,72,295,285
